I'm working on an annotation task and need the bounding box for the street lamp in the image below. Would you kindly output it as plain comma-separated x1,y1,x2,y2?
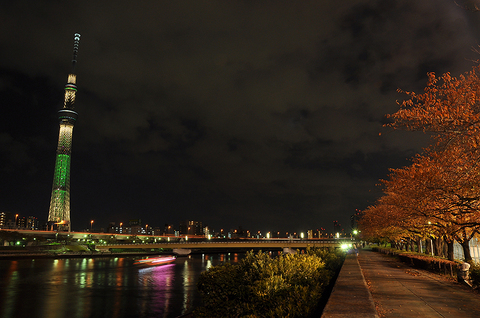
90,220,94,232
15,214,19,228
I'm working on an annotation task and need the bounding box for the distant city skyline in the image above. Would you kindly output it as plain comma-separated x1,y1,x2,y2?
1,210,350,238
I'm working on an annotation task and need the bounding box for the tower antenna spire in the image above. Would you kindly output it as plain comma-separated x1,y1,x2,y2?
72,33,81,71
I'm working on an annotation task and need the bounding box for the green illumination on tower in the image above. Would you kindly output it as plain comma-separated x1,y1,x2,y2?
48,34,81,232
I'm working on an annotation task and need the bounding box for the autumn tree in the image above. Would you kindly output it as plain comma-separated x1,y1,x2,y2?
370,65,480,261
388,66,480,153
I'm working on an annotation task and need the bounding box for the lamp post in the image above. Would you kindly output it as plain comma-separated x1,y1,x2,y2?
15,214,19,228
90,220,94,232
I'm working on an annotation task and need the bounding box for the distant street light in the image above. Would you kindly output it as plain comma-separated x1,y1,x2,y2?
90,220,94,232
15,214,19,228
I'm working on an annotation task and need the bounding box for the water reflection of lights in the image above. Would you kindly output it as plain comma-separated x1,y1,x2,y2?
112,258,126,318
205,255,213,270
137,263,175,316
138,263,175,277
1,261,19,318
0,253,246,318
183,257,193,313
44,259,68,317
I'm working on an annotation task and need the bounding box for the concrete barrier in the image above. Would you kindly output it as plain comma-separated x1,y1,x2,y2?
321,254,378,318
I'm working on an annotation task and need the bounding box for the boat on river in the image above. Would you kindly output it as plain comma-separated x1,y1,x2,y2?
133,255,176,267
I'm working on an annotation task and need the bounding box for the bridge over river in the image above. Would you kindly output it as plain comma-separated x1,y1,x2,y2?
99,239,354,254
0,229,355,254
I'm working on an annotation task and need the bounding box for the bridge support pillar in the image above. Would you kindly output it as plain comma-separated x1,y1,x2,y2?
173,248,192,256
283,247,297,254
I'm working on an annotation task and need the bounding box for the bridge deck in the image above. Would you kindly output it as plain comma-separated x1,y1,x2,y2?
102,240,351,250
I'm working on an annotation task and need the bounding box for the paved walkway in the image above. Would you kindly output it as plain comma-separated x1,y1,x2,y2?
321,252,378,318
358,249,480,318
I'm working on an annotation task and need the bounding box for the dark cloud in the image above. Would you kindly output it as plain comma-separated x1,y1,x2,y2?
1,0,479,234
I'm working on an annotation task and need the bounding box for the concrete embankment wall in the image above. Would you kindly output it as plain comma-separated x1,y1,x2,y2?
321,253,378,318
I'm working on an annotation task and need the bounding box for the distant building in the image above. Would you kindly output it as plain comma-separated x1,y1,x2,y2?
164,224,175,235
16,216,39,230
0,212,11,229
152,227,163,236
179,220,203,235
129,219,141,226
203,226,210,238
0,212,31,229
107,222,117,233
128,219,142,234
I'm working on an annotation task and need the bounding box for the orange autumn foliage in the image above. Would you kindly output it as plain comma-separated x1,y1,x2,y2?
361,65,480,251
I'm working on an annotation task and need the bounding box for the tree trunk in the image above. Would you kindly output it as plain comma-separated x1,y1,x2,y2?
427,238,433,255
417,238,423,253
461,240,473,262
433,237,442,257
446,240,454,261
440,238,446,258
443,238,449,259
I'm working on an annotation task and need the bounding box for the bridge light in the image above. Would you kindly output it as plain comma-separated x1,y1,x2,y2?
300,232,304,239
341,243,352,250
336,232,340,239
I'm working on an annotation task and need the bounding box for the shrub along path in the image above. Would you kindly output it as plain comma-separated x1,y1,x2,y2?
358,249,480,318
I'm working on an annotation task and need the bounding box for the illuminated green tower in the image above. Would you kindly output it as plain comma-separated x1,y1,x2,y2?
48,34,81,232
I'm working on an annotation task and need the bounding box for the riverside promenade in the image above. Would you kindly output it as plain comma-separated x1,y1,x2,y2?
322,249,480,318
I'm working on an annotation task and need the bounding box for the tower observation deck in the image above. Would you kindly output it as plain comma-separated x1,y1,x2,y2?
48,34,81,232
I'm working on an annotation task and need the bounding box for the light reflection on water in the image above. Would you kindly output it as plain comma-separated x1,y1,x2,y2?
0,253,242,318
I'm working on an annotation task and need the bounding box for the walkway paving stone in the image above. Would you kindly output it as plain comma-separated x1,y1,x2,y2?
358,249,480,318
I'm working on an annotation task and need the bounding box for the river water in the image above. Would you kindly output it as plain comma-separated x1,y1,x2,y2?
0,253,243,318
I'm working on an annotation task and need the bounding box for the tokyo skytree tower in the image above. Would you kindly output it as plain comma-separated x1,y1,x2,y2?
48,34,81,232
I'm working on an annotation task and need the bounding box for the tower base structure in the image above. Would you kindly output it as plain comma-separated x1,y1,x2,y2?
47,221,70,232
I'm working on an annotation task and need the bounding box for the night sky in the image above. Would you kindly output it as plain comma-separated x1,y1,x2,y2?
2,1,480,234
